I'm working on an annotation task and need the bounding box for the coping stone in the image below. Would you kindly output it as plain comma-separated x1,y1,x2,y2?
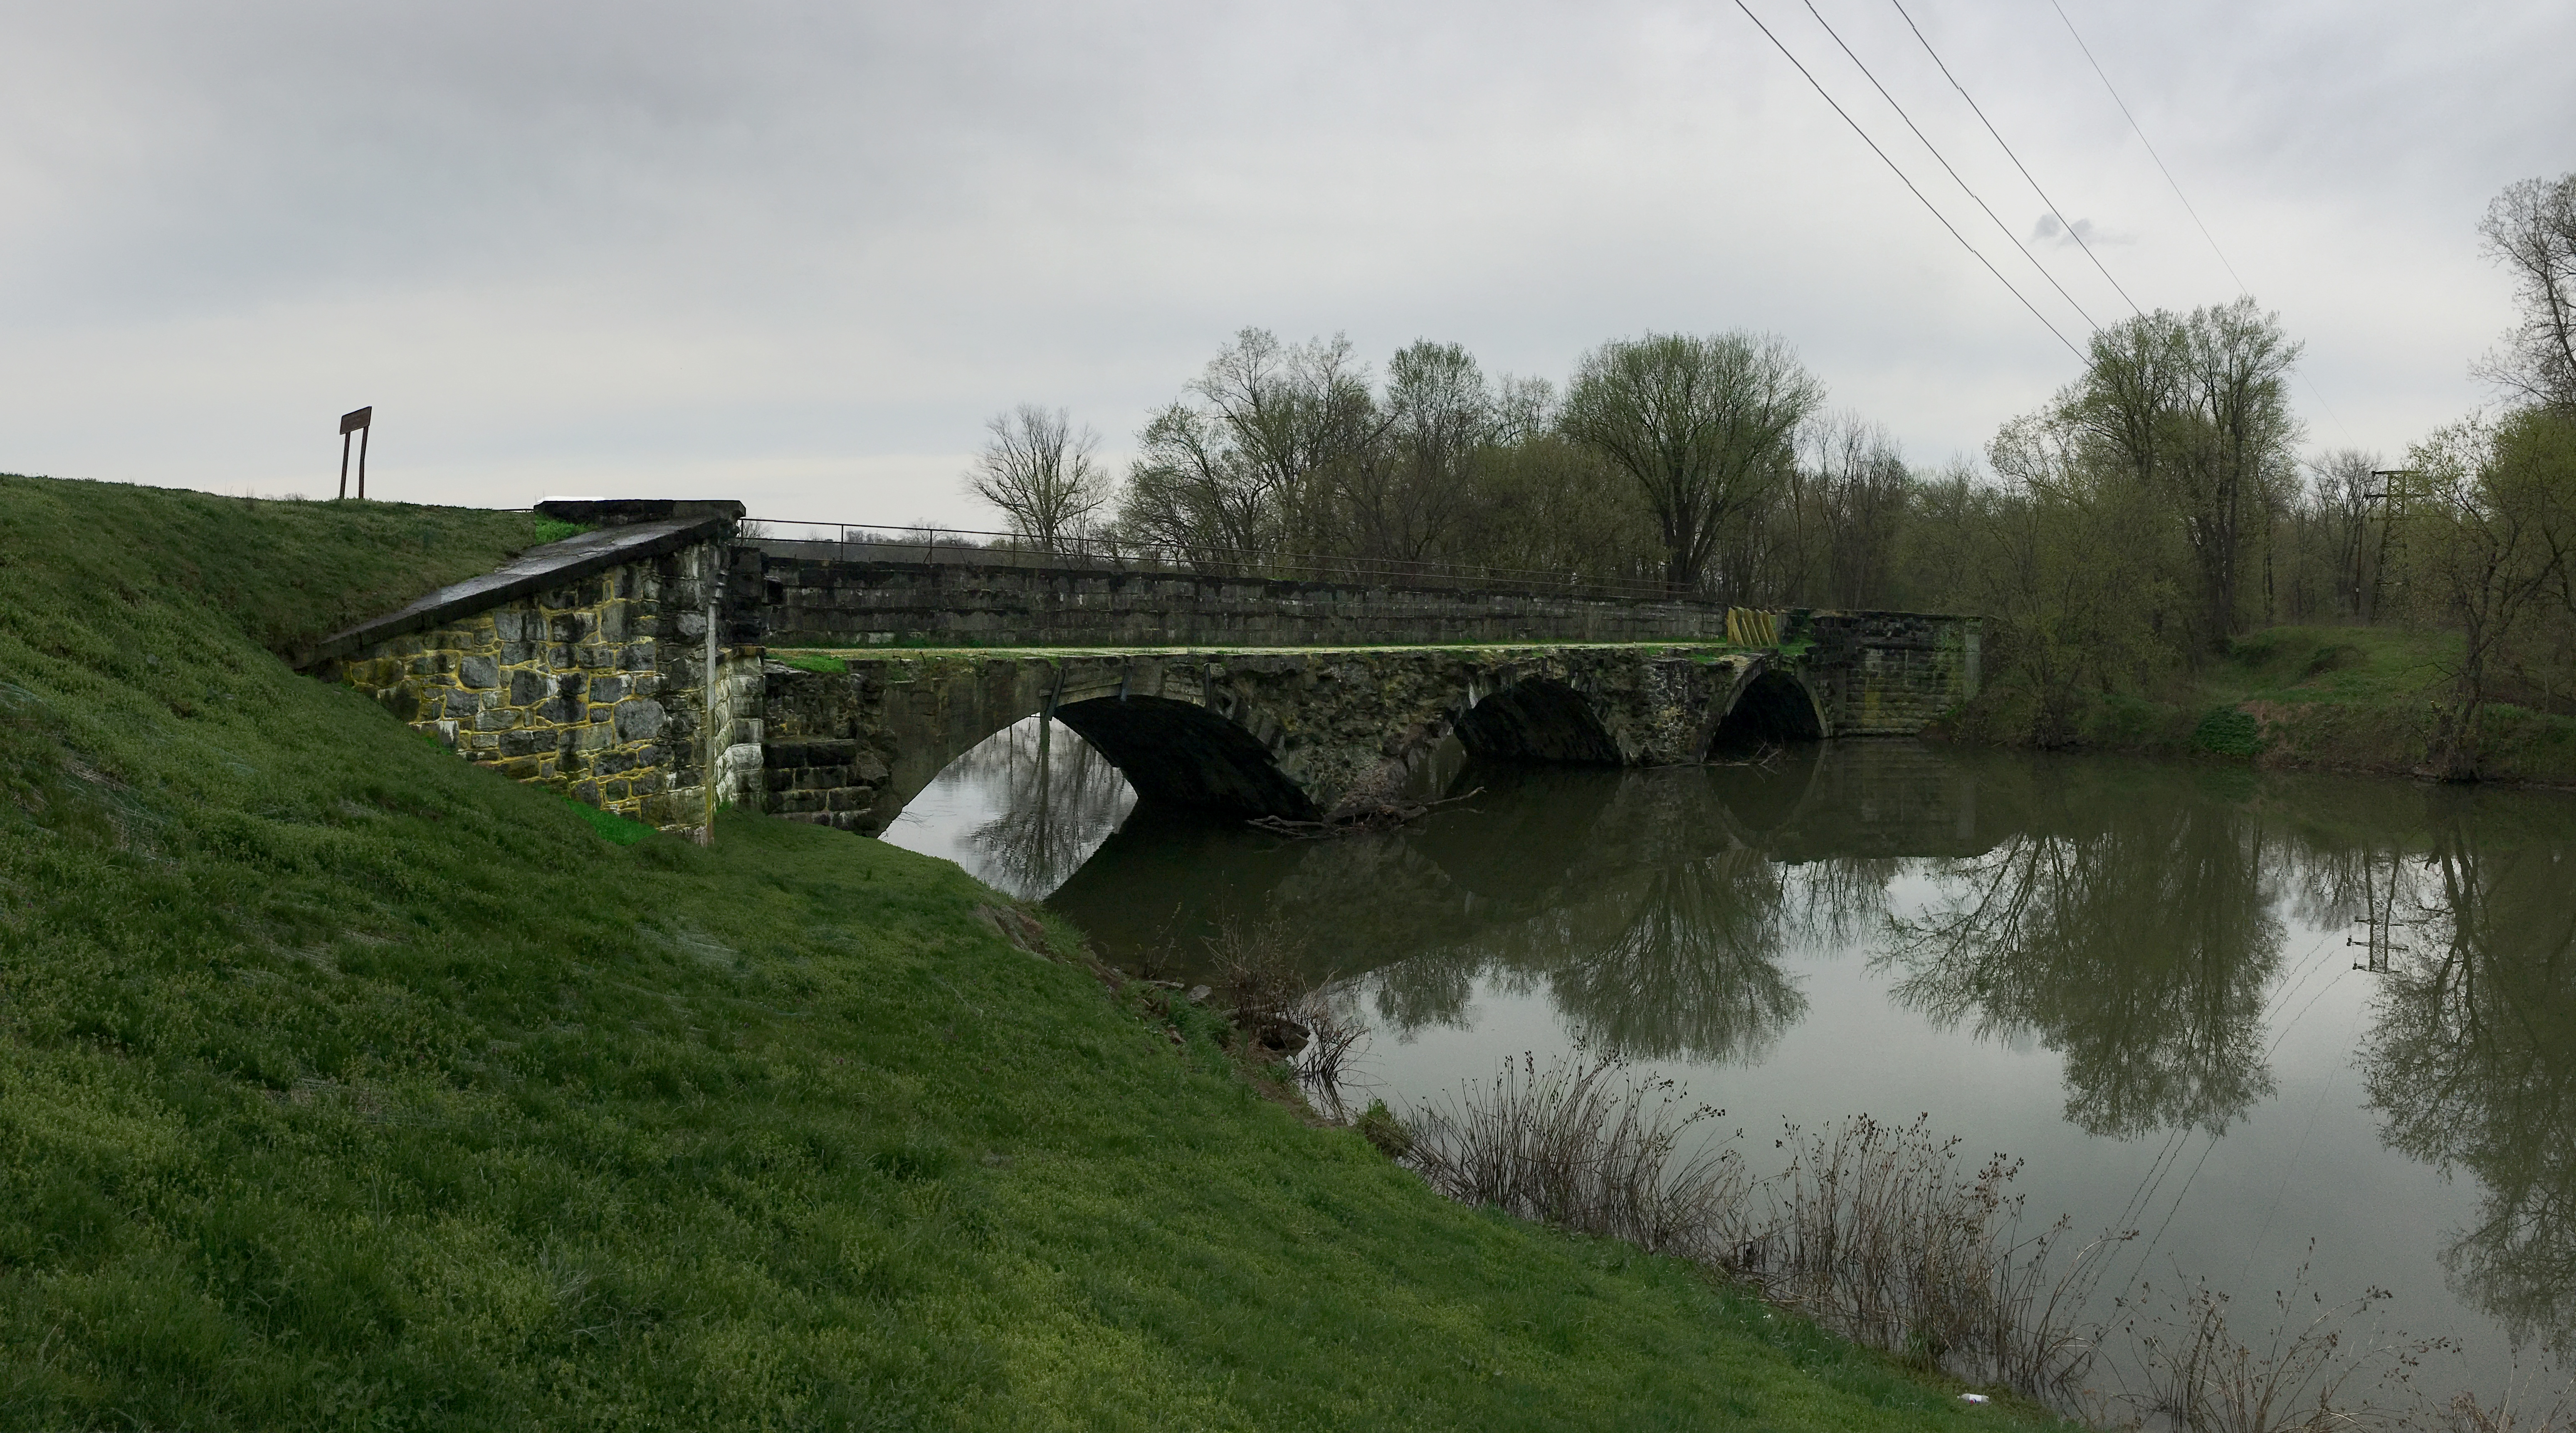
298,514,733,669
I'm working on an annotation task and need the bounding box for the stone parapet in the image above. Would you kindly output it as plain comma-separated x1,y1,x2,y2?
747,550,1731,649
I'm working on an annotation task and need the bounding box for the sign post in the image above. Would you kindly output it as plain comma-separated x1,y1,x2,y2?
338,407,373,500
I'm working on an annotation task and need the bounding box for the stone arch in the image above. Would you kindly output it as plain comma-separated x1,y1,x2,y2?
1707,668,1827,757
845,661,1313,834
1453,678,1623,765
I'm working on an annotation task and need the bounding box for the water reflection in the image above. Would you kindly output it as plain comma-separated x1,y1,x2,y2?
880,716,1134,900
895,726,2576,1366
2361,800,2576,1352
1881,772,2285,1139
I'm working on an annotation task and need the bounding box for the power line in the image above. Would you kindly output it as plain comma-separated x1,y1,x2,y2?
1796,0,2101,333
1886,0,2144,318
2044,0,2360,447
1729,0,2085,360
2045,0,2248,296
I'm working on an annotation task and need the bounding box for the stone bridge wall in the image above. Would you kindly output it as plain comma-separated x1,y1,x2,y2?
1798,612,1980,737
743,546,1729,649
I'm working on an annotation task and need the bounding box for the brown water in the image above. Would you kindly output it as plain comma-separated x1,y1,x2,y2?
885,721,2576,1404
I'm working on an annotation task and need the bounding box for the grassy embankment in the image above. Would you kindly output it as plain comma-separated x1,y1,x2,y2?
1950,624,2576,786
0,473,2064,1429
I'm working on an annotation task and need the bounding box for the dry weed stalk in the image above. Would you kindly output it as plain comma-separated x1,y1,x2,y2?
1207,915,1304,1024
1403,1052,1746,1259
2104,1251,2439,1433
1291,981,1370,1116
1383,1057,2569,1427
2443,1361,2576,1433
1750,1113,2119,1403
1394,1064,2111,1408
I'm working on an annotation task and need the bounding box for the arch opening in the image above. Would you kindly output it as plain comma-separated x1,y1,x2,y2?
1708,670,1825,758
1454,679,1623,766
1055,694,1316,820
879,715,1136,900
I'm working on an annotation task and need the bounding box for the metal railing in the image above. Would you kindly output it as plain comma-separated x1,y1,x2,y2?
740,517,1692,604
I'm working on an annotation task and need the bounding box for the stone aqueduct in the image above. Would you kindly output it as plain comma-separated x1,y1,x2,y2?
303,502,1982,841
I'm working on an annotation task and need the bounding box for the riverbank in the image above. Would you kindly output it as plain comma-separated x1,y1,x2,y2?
1939,623,2576,787
0,473,2067,1428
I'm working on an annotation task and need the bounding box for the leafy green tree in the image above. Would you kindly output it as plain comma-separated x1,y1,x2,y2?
1975,413,2189,744
1559,332,1823,594
2067,301,2303,643
2400,409,2576,779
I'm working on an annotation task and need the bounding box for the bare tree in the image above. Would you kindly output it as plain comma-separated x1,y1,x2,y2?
964,404,1108,553
1118,328,1386,567
2475,172,2576,414
1342,341,1493,563
1119,402,1269,567
1192,328,1384,557
1560,331,1823,595
2305,448,2381,620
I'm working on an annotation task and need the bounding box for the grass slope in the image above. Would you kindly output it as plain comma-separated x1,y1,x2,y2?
1,475,2062,1430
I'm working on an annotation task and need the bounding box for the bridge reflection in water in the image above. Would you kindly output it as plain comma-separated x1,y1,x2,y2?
891,727,2576,1378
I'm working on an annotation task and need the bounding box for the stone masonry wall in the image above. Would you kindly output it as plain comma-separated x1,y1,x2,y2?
1796,612,1981,737
327,538,746,840
750,550,1733,649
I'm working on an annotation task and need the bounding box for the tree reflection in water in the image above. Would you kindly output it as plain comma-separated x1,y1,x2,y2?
949,716,1136,900
1877,772,2284,1139
1035,739,2576,1357
2360,800,2576,1353
1359,765,1898,1066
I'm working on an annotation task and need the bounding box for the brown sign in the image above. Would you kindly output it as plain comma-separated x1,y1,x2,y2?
340,406,373,435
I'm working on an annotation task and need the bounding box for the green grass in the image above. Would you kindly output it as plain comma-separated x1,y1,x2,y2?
773,651,850,675
0,474,2072,1430
531,515,593,545
564,794,656,844
1951,622,2576,785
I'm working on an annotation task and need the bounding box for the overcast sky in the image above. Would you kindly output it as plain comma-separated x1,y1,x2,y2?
3,0,2569,528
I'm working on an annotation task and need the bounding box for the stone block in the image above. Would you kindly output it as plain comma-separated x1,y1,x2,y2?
499,729,551,758
509,668,549,705
588,674,628,705
616,698,667,740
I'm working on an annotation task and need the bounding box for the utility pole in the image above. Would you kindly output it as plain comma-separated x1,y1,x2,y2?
2364,468,2417,625
338,407,373,500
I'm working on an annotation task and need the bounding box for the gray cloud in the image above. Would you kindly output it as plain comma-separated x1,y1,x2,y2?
1,0,2568,516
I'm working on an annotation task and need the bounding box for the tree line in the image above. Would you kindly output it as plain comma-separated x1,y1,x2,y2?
969,171,2576,768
